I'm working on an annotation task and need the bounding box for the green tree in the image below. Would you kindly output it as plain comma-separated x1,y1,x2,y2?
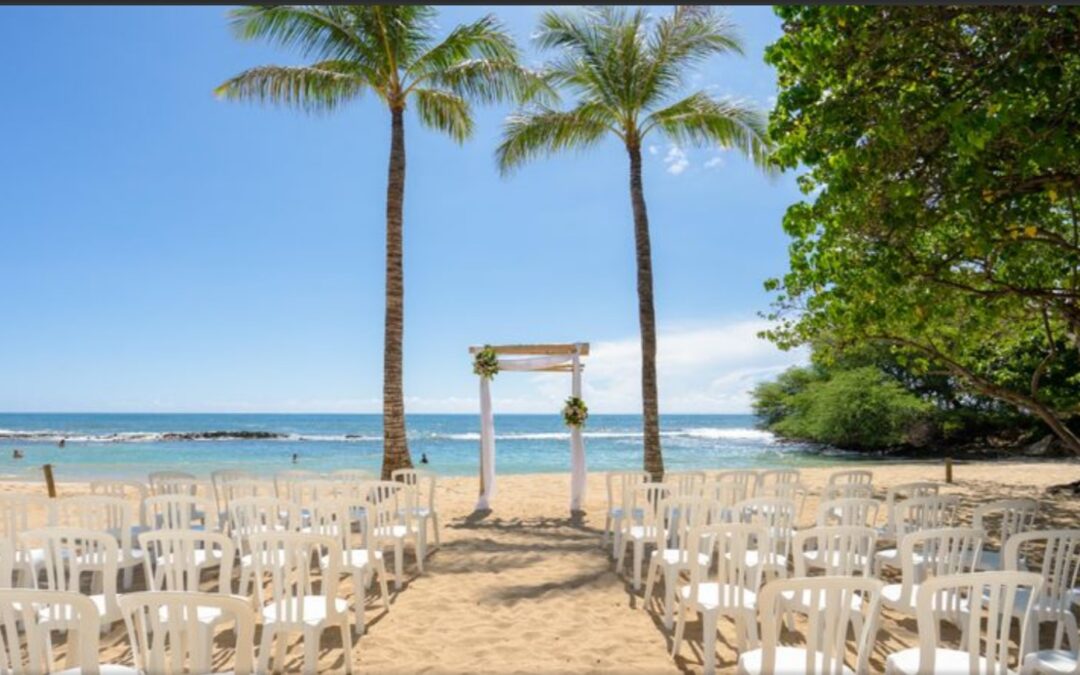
763,6,1080,453
496,6,771,479
216,6,544,478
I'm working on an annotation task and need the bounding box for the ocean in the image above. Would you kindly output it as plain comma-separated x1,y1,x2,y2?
0,413,847,481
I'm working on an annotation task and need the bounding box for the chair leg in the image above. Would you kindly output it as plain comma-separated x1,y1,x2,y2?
415,528,427,573
122,565,134,590
377,559,391,610
615,538,627,574
633,540,644,590
302,627,319,675
644,557,659,606
341,618,355,674
603,513,612,549
431,512,441,547
353,570,367,637
702,609,719,675
394,541,403,591
671,603,688,659
257,626,274,674
662,567,676,630
274,626,287,674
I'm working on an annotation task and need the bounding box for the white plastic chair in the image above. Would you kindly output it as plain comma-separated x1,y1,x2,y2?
20,527,122,635
755,469,801,496
368,481,424,591
148,473,206,527
704,480,749,519
119,590,255,675
392,468,441,549
875,495,960,575
139,529,235,597
0,588,129,674
89,480,150,541
787,526,878,638
735,498,797,580
604,471,650,552
273,470,317,500
228,497,302,596
739,575,884,675
672,522,766,675
822,483,875,502
210,472,259,526
881,527,983,620
145,494,219,533
816,497,880,529
0,493,55,586
0,539,12,588
714,470,760,497
643,496,714,629
249,531,353,675
615,482,670,590
827,469,873,487
313,498,391,636
972,498,1039,571
1006,530,1080,672
665,471,707,497
756,481,809,521
56,496,143,589
1023,609,1079,674
879,482,941,540
885,571,1043,674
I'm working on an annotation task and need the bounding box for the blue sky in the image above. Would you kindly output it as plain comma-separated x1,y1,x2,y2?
0,5,806,415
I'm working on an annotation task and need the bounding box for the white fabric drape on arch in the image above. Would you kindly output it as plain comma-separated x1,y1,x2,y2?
474,349,587,513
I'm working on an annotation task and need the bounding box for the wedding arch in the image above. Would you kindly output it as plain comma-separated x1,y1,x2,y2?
469,343,589,513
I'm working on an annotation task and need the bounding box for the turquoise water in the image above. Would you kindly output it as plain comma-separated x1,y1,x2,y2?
0,413,839,481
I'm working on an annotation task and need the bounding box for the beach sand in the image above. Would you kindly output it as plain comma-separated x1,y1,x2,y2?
4,460,1080,673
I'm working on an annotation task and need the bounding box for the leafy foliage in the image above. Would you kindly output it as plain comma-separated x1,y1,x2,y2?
756,366,933,450
562,396,589,428
472,345,499,380
763,6,1080,453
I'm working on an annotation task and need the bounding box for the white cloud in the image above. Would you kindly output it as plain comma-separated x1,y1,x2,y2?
648,145,658,156
664,145,689,175
704,154,725,170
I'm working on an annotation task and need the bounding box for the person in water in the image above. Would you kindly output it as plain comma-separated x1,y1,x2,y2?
58,438,66,448
420,452,429,465
12,449,23,460
292,452,298,464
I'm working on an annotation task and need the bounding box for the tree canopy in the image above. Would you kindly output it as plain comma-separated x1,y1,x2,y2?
763,6,1080,453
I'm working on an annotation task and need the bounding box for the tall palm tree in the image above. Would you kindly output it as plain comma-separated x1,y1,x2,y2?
497,7,771,480
216,6,543,478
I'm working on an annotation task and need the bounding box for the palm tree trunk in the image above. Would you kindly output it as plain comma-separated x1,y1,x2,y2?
381,106,413,479
628,143,664,481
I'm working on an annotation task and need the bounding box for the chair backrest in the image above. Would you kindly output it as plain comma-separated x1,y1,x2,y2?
664,471,707,498
704,479,749,513
1005,530,1080,622
713,470,759,492
210,470,257,519
139,530,235,593
756,469,801,496
146,494,218,531
794,526,878,577
827,469,873,486
913,571,1043,674
393,469,437,512
822,483,874,502
656,496,714,552
736,497,797,531
56,495,135,554
893,494,960,540
757,575,884,675
89,479,149,527
248,532,342,623
0,494,55,548
816,498,880,528
893,527,983,608
20,527,119,617
626,483,671,533
883,482,941,532
605,471,650,513
686,523,767,604
312,498,373,558
149,471,199,497
120,590,256,675
0,588,102,674
367,481,415,533
973,498,1038,547
329,470,376,499
332,469,376,482
0,539,12,588
227,497,301,555
273,470,317,501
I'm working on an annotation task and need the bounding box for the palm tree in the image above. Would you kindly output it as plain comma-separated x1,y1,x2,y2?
216,6,543,479
497,7,771,480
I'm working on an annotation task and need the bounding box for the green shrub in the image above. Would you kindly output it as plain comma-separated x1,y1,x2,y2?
767,367,932,449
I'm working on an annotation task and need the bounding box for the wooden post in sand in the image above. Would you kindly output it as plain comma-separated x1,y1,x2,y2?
42,463,57,498
945,457,954,484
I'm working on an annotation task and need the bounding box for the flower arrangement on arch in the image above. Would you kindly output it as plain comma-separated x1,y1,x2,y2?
562,396,589,428
473,345,500,380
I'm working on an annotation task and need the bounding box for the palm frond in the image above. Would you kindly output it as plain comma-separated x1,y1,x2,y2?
496,103,616,174
413,88,473,142
642,6,743,107
213,64,364,113
227,6,376,65
406,15,516,79
643,92,773,169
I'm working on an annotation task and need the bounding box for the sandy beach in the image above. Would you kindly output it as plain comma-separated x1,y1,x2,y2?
5,460,1080,673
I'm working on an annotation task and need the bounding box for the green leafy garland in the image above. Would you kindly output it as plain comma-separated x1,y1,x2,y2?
473,345,500,380
562,396,589,427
